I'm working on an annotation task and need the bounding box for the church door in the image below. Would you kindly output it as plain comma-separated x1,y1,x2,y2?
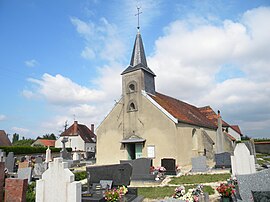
127,143,142,160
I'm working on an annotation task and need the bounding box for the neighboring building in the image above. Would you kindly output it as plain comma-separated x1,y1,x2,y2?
55,121,96,153
0,130,12,146
31,139,56,147
96,30,242,166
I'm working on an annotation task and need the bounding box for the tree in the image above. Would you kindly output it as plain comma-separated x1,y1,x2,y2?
41,133,56,140
12,133,19,144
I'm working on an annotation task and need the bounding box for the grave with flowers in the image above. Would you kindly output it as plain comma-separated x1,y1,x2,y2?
82,163,144,202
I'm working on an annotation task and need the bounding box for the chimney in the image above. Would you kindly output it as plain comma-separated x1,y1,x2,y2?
74,121,78,135
91,124,94,133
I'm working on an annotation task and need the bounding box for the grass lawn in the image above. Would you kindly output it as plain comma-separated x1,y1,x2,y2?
169,173,231,185
138,185,214,199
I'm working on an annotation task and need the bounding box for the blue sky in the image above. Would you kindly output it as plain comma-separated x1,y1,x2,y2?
0,0,270,139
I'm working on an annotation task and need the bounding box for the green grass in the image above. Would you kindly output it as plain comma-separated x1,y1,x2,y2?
169,173,231,185
137,185,214,199
256,153,269,159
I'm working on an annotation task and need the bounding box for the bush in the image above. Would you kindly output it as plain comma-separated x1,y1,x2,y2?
0,146,72,155
26,182,36,202
74,171,87,181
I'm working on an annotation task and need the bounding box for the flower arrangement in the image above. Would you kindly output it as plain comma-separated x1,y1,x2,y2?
104,186,128,201
172,184,203,202
216,183,235,197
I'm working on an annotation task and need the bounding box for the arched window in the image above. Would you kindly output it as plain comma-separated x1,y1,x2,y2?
127,81,137,93
192,129,198,150
127,100,138,112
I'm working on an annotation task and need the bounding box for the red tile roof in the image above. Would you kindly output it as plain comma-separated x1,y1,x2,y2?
36,139,56,147
198,106,230,127
149,92,217,129
60,121,96,143
224,132,236,141
0,130,12,146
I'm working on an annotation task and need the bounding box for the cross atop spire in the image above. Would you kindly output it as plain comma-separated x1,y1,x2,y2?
135,5,142,31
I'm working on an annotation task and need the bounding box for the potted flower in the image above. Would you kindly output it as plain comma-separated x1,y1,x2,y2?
216,183,235,202
104,188,120,202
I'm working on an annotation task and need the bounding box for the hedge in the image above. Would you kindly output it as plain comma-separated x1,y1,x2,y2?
0,146,72,155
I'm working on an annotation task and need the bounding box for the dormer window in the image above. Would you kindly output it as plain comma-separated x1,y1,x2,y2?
127,100,138,112
127,81,137,94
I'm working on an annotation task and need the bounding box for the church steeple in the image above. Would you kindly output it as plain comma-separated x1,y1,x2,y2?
121,32,155,76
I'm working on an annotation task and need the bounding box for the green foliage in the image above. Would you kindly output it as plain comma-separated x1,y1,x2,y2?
241,135,250,141
13,139,35,146
0,146,71,155
26,182,36,202
169,173,231,185
12,133,19,144
74,171,87,181
39,133,57,140
254,138,270,142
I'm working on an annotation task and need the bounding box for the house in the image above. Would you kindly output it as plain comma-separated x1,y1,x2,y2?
96,30,241,167
55,121,96,154
0,130,12,146
31,139,56,147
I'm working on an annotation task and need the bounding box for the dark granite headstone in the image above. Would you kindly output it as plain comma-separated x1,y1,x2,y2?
120,158,155,180
5,152,15,172
215,152,231,168
161,158,177,175
236,168,270,202
191,156,208,172
252,191,270,202
87,163,132,186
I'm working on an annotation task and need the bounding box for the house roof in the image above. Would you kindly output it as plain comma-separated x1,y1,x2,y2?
149,92,217,129
121,32,155,76
0,130,12,146
34,139,56,147
231,125,243,135
224,132,236,141
198,106,230,127
60,121,96,143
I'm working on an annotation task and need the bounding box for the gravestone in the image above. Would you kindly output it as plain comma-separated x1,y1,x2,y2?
36,157,43,164
161,158,177,175
5,178,28,202
5,152,15,172
36,158,81,202
18,167,32,183
231,143,256,175
83,163,143,202
244,140,257,163
0,150,5,162
120,158,155,180
33,163,47,178
236,168,270,202
0,162,5,202
60,137,71,160
191,156,208,172
215,152,231,168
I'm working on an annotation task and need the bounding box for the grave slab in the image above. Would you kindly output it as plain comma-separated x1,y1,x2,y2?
5,152,15,173
161,158,177,175
215,152,231,168
18,167,32,183
5,178,28,202
191,156,208,172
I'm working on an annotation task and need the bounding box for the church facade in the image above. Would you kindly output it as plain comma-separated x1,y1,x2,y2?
96,31,241,166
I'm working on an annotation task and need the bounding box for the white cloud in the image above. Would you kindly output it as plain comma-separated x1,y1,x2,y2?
0,114,6,121
12,127,29,134
81,47,96,60
25,73,105,105
148,6,270,136
25,59,39,67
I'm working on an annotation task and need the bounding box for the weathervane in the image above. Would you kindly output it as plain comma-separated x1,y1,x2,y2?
135,4,142,30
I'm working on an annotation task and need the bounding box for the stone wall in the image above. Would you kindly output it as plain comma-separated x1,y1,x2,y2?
255,142,270,154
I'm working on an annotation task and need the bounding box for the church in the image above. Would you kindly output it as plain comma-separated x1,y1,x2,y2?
96,28,242,167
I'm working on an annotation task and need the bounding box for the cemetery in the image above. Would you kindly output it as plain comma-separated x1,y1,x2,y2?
0,139,269,202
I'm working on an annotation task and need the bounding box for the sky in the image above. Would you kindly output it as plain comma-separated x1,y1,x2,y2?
0,0,270,140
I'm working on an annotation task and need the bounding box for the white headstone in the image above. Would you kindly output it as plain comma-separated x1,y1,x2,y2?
72,152,80,161
36,158,81,202
231,143,256,176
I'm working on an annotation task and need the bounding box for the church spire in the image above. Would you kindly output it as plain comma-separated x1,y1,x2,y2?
130,32,148,68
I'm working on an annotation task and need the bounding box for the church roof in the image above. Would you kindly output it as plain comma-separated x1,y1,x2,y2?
231,125,242,135
0,130,12,146
198,106,230,127
60,121,96,143
121,32,155,76
149,92,217,129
